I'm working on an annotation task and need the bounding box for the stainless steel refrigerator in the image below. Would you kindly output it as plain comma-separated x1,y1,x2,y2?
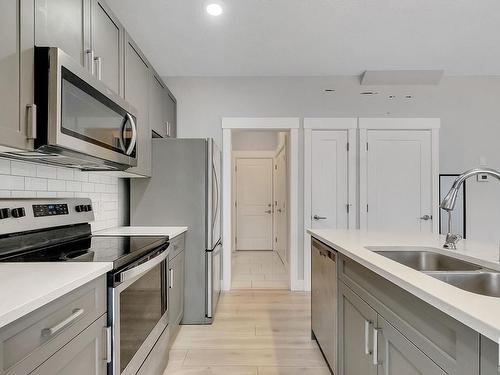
130,138,221,324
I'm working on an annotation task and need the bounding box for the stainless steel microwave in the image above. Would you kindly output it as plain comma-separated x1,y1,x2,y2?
21,47,138,170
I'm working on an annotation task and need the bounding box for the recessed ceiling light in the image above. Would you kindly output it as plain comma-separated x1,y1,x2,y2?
206,3,223,16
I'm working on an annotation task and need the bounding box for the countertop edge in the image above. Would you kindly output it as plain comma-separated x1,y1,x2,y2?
0,263,112,329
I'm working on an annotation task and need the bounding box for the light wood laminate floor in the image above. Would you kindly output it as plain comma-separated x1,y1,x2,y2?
232,251,289,289
163,290,330,375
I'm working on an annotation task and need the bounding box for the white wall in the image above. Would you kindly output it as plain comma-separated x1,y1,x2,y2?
166,75,500,279
232,130,280,151
0,158,128,231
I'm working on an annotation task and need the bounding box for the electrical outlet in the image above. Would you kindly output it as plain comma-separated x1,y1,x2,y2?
477,174,489,182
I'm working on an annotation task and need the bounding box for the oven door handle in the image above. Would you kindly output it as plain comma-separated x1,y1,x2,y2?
118,248,168,283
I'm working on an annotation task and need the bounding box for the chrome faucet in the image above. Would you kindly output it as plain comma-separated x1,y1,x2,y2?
440,167,500,249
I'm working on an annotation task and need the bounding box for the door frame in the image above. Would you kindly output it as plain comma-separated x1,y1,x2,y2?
304,118,358,292
358,118,440,234
273,140,288,264
232,151,276,252
222,118,300,291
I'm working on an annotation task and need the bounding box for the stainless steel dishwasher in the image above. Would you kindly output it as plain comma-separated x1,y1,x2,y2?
311,237,338,373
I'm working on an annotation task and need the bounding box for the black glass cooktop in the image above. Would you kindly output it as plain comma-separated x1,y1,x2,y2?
0,235,168,270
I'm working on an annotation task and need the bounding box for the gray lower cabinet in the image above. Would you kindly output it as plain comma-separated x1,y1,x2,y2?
377,316,447,375
124,33,152,177
0,0,35,150
168,242,185,341
0,275,107,375
30,315,107,375
338,282,377,375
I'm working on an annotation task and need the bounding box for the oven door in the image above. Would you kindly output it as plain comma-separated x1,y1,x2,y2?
37,47,138,168
110,248,168,375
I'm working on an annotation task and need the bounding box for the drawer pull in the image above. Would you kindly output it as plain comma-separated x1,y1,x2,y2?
364,320,372,355
373,328,380,366
169,268,174,289
42,308,84,338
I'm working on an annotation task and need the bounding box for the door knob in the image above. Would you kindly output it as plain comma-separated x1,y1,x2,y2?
313,215,327,220
419,215,432,221
265,210,272,214
277,208,282,213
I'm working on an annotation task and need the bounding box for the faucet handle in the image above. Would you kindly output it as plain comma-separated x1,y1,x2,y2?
443,233,462,249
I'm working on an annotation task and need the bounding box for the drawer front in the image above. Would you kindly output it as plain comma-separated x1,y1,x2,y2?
29,314,107,375
339,254,479,375
169,234,185,260
1,275,106,375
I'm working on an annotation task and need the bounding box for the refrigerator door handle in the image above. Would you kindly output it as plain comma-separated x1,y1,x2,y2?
206,250,213,317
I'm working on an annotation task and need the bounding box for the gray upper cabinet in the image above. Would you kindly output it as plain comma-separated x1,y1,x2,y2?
91,0,124,95
124,35,151,177
377,316,447,375
339,282,377,375
0,0,35,150
35,0,91,68
150,73,167,138
165,90,177,138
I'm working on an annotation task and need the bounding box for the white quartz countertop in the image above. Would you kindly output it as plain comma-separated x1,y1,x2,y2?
308,229,500,343
94,226,188,239
0,262,112,329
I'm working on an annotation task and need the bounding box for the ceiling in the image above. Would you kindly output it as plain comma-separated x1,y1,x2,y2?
107,0,500,77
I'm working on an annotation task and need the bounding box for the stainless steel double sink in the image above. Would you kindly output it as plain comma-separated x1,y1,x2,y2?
367,247,500,298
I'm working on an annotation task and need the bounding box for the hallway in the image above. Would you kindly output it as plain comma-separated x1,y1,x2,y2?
231,251,289,289
164,290,330,375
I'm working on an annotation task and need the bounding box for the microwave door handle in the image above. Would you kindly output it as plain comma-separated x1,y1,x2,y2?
125,113,137,156
118,248,168,283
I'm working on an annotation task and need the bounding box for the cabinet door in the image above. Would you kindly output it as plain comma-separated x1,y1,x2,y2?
91,0,123,95
339,282,377,375
164,91,177,138
311,239,337,370
150,74,167,137
0,0,34,150
124,35,151,177
169,251,185,328
35,0,91,68
30,315,107,375
377,316,447,375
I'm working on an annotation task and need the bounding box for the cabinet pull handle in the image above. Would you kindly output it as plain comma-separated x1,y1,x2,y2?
364,320,372,355
105,326,112,363
169,268,174,288
313,215,327,220
42,308,84,337
373,328,380,366
27,104,37,140
94,56,102,80
86,49,95,75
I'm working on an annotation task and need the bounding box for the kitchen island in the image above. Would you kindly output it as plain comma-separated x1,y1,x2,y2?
308,229,500,375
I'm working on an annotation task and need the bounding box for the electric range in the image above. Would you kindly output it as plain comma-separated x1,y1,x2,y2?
0,198,170,375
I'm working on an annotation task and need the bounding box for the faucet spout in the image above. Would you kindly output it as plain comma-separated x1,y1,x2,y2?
440,167,500,248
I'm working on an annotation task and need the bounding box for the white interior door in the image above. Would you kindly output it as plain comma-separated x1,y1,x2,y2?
311,131,349,230
236,158,274,250
366,130,433,233
274,146,288,263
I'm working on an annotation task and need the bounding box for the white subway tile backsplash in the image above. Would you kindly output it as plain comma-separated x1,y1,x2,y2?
0,175,25,190
47,179,66,191
36,165,57,179
57,167,74,180
11,162,36,177
0,190,11,198
25,177,48,191
66,180,82,192
0,160,124,231
0,159,10,174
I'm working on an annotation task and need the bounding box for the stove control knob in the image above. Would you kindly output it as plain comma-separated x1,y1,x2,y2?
75,205,83,212
0,208,10,219
11,207,25,218
86,204,92,211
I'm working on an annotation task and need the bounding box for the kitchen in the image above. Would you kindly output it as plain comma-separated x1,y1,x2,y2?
1,0,500,374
